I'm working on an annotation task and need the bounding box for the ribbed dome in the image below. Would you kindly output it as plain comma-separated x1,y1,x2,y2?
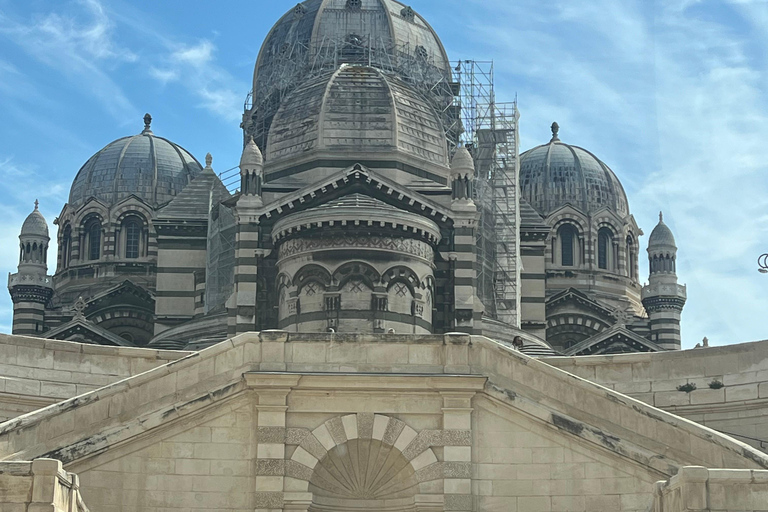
520,127,629,218
68,115,202,207
247,0,452,152
648,213,676,248
20,205,48,238
265,66,448,170
254,0,449,95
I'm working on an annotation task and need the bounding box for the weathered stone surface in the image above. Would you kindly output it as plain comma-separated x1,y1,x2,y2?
254,491,284,509
357,412,374,439
257,426,285,444
300,433,328,461
255,459,285,476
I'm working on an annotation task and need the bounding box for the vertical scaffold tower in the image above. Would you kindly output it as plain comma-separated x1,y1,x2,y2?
454,60,521,327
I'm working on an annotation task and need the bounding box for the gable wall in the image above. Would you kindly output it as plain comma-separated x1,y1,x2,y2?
544,340,768,451
0,333,190,422
2,333,767,512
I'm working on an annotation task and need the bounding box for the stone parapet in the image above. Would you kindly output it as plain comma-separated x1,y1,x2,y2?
0,458,89,512
543,340,768,451
651,466,768,512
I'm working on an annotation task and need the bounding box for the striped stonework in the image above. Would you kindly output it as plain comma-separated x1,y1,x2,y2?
9,284,53,336
450,204,479,334
154,222,209,333
231,198,266,335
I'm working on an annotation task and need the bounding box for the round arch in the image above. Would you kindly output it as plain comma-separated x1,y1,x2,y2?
286,414,442,510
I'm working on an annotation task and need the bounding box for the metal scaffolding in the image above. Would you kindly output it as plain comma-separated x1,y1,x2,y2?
231,47,521,327
453,60,521,327
243,35,459,153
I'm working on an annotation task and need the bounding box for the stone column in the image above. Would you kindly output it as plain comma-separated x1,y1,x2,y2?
441,391,475,512
448,201,480,334
229,196,267,336
250,374,301,512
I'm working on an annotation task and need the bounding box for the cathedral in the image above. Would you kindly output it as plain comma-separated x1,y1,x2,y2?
4,3,768,512
7,0,686,357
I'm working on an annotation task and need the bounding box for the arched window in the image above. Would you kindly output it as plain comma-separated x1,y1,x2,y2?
626,235,635,279
598,228,612,270
61,225,72,269
559,225,578,266
124,220,141,259
85,219,101,261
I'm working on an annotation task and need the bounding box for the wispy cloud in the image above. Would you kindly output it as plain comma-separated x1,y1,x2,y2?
149,39,245,122
445,0,768,347
0,0,137,119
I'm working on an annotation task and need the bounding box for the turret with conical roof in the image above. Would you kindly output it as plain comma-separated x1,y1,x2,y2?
8,201,54,335
450,147,475,201
642,212,686,350
239,136,264,198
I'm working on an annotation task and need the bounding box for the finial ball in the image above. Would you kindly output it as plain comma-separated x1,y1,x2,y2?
551,122,560,141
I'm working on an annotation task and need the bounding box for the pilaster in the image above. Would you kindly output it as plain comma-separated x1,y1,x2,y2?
249,374,301,512
441,391,475,512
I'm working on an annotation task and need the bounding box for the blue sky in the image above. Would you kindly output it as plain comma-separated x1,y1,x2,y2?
0,0,766,348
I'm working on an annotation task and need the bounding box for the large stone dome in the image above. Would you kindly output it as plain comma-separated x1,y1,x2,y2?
246,0,453,152
68,115,202,208
520,124,629,218
265,66,448,175
254,0,449,91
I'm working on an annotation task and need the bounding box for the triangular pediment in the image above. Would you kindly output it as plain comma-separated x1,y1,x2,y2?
547,287,616,320
43,317,133,346
257,164,454,229
83,280,155,315
562,325,664,356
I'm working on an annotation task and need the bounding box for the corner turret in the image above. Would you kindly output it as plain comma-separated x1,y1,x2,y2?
8,201,54,335
642,212,686,350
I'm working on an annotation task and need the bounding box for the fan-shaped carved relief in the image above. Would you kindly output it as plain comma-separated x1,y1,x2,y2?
310,438,417,501
289,414,441,511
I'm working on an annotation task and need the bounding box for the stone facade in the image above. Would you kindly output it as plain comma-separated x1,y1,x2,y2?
0,332,767,511
0,458,89,512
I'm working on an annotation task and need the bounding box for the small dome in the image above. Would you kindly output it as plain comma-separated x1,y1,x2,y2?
21,203,48,238
520,124,629,217
265,66,448,171
648,213,676,249
68,115,202,207
451,147,474,174
240,136,264,168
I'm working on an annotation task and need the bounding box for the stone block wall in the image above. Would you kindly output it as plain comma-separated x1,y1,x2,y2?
0,333,190,422
543,340,768,451
651,466,768,511
0,458,89,512
1,333,768,512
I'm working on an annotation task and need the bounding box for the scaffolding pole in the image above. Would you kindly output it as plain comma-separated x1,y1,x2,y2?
454,60,521,327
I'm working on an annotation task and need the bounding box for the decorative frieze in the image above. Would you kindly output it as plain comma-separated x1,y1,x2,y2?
278,236,434,261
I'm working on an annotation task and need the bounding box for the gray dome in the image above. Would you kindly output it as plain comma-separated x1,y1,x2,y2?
254,0,449,91
520,131,629,218
21,206,48,238
69,117,202,207
265,66,448,171
247,0,452,151
648,214,676,248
